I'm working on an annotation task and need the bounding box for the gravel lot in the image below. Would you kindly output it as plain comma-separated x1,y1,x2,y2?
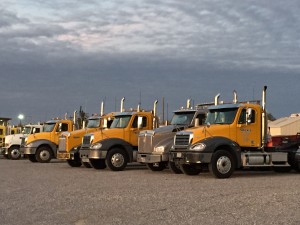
0,158,299,225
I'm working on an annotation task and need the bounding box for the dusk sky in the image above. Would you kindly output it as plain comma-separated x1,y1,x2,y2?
1,0,300,125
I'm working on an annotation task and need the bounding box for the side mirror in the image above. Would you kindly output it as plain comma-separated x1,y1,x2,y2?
137,117,143,129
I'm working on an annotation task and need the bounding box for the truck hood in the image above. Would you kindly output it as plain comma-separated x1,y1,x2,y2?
92,128,124,142
26,132,52,143
5,134,27,144
141,125,186,136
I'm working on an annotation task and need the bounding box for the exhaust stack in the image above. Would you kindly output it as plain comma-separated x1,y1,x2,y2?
137,104,140,112
214,94,220,105
153,100,158,128
120,97,125,112
186,99,191,109
100,101,104,116
261,86,268,148
233,90,238,104
73,110,77,131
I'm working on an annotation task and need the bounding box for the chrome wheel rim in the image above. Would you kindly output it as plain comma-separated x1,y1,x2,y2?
111,153,124,168
216,156,231,174
11,149,21,158
40,150,50,161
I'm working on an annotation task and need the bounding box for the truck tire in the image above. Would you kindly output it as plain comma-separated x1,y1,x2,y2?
146,162,166,171
168,161,183,174
28,155,38,162
67,159,82,167
209,150,235,179
180,164,201,175
36,146,53,163
90,159,106,169
8,147,21,160
106,148,128,171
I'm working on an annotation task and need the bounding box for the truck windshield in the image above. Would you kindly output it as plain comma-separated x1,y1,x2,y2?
86,119,100,128
43,123,56,132
206,108,238,125
110,115,132,128
23,127,32,134
171,112,195,125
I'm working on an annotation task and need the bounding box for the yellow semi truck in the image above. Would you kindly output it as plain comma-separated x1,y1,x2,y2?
170,86,300,178
21,119,75,163
57,113,114,167
79,101,159,171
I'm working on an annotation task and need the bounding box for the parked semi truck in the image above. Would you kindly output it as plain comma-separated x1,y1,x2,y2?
22,117,76,163
57,113,114,167
170,86,300,178
80,100,159,171
1,124,43,160
137,100,211,173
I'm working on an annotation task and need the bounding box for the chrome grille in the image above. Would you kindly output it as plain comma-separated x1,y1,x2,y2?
58,137,66,152
82,135,92,146
174,133,191,147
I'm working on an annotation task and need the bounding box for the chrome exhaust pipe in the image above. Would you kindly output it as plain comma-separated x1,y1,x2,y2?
261,86,268,148
214,94,220,105
233,90,238,104
73,111,77,130
120,97,125,112
187,99,191,109
153,100,158,128
100,101,104,116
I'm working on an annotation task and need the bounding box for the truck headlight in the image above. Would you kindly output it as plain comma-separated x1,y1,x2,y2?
91,143,102,150
154,146,165,153
190,143,206,151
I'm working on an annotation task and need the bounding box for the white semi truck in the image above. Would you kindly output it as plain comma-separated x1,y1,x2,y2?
1,124,43,160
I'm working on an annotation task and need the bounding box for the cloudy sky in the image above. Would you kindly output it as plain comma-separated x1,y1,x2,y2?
1,0,299,124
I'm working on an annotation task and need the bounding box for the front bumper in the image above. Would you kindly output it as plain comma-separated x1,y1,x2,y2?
22,147,37,155
79,149,108,161
137,153,168,163
1,147,8,155
169,151,212,164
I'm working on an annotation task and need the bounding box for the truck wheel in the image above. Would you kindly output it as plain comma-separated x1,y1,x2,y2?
209,150,235,179
146,162,166,171
106,148,128,171
36,146,53,163
8,147,21,160
168,161,183,174
67,159,82,167
28,155,38,162
180,164,201,175
90,159,106,169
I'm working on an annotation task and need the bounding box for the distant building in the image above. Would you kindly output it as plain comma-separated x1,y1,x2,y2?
269,113,300,136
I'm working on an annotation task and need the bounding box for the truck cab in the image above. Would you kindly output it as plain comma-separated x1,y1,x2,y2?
22,119,74,163
170,87,300,178
80,110,158,171
137,103,209,173
56,113,114,167
1,124,43,160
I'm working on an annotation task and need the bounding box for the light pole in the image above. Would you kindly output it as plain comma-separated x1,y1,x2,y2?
18,114,24,127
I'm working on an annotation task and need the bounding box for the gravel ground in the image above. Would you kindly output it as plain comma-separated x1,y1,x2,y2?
0,158,299,225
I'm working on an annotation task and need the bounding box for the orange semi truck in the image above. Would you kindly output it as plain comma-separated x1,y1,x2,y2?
56,113,114,167
170,86,300,178
79,101,159,171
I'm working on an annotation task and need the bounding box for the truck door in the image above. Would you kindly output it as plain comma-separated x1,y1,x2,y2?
236,108,260,147
129,115,148,146
54,123,69,144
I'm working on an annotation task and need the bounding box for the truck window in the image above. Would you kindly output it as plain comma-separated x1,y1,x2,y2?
110,116,131,128
132,116,147,128
238,109,256,124
196,113,206,125
206,108,238,125
57,123,69,132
